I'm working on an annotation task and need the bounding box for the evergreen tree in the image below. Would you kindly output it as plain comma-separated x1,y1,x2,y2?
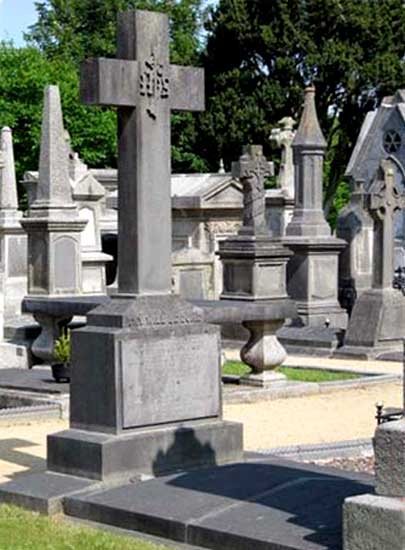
200,0,405,216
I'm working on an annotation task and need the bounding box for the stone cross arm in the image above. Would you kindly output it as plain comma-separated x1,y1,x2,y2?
81,58,205,112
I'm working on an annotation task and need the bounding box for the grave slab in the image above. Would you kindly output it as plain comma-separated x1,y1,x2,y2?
62,456,373,550
0,471,98,514
0,367,69,394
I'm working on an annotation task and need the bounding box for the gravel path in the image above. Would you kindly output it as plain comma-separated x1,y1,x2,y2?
309,456,375,475
224,381,402,450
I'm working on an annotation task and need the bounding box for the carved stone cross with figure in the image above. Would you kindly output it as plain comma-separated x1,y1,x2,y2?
232,145,274,236
81,10,204,296
369,159,405,289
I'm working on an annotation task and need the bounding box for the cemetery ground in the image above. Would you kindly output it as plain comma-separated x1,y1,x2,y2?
0,355,400,549
0,355,401,483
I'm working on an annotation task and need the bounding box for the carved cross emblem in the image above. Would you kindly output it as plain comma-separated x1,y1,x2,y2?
139,52,169,119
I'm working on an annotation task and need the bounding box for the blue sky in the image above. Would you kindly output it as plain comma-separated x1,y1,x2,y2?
0,0,38,46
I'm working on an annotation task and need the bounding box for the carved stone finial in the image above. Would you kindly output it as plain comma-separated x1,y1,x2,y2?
218,158,225,174
279,116,296,132
293,87,327,149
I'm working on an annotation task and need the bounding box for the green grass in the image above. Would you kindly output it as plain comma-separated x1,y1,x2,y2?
278,366,360,383
0,504,169,550
222,361,360,383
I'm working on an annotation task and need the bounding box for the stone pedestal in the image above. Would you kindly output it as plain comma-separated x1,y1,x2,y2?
284,238,348,329
240,370,287,388
218,234,293,378
219,235,293,302
338,288,405,358
343,419,405,549
47,295,243,481
217,145,294,381
240,319,287,373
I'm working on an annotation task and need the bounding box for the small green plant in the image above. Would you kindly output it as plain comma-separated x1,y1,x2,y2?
54,331,71,364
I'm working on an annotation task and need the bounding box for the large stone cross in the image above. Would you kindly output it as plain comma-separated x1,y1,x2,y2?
232,145,274,235
369,159,405,289
81,10,204,296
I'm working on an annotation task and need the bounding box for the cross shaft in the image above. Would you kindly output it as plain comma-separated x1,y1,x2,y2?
81,10,204,296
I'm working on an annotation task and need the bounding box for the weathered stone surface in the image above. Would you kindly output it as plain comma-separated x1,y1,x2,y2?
337,179,374,314
344,494,405,550
0,127,19,212
0,127,27,330
232,145,273,236
81,10,204,296
374,419,405,497
285,239,347,328
69,297,221,434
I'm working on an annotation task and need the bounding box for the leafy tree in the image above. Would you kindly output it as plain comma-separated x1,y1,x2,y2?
26,0,208,173
200,0,405,215
27,0,205,65
0,44,116,197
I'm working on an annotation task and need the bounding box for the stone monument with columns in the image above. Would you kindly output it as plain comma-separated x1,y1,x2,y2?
284,87,347,328
44,9,243,482
339,159,405,358
217,145,294,387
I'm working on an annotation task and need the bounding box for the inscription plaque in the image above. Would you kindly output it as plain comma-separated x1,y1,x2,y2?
120,331,220,428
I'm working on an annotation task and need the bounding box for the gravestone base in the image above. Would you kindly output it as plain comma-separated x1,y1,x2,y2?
48,419,243,482
284,238,348,329
344,494,405,550
240,370,287,388
61,295,242,481
218,234,292,301
337,288,405,359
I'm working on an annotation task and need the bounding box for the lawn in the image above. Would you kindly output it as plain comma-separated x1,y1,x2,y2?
222,361,361,382
0,504,168,550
